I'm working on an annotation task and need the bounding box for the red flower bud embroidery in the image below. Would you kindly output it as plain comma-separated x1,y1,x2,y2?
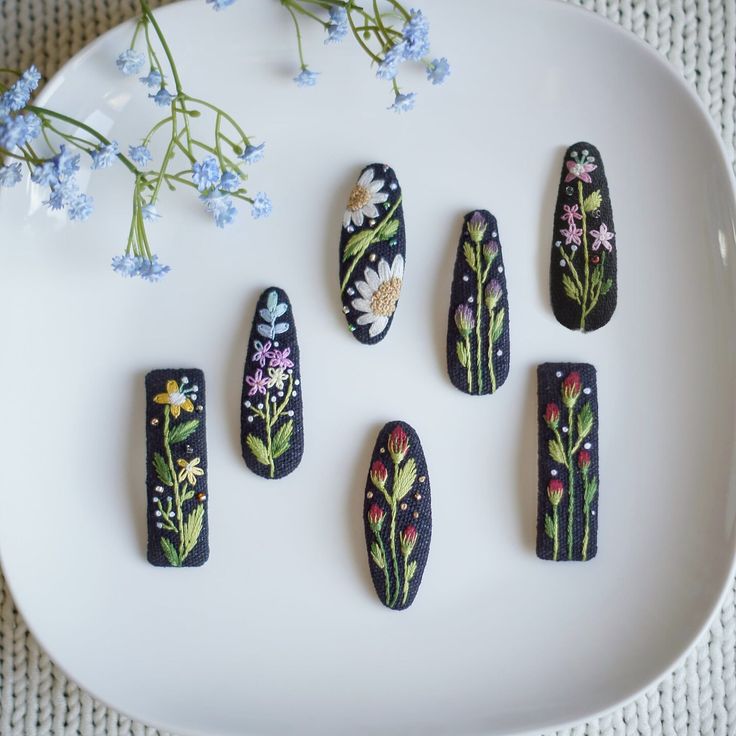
367,503,386,530
544,402,560,428
387,424,409,463
370,460,388,488
547,479,564,506
400,525,418,556
561,371,582,408
578,449,591,471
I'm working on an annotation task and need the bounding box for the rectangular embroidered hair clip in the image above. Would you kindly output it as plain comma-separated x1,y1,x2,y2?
145,369,209,567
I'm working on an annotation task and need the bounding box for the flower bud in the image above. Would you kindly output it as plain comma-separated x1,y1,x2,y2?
547,479,564,507
370,460,388,489
400,525,418,556
577,449,591,471
387,425,409,464
544,403,560,429
454,304,474,338
484,279,502,309
367,503,386,530
466,211,487,243
561,371,582,408
483,240,499,263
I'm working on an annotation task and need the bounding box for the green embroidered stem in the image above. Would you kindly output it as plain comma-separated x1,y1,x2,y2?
474,242,483,394
340,195,402,294
566,405,575,561
264,391,275,479
401,554,410,605
487,308,497,393
373,529,391,605
552,505,559,561
578,180,590,330
162,406,184,564
389,460,401,607
582,251,607,321
582,504,591,561
464,334,472,393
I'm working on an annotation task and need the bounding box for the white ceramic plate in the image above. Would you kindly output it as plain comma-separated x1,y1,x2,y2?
1,1,735,734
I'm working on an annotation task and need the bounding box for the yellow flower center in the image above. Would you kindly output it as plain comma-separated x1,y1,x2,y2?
169,391,186,406
348,185,371,212
370,277,402,317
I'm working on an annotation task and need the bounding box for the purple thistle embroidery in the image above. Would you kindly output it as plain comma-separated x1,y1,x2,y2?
245,368,269,396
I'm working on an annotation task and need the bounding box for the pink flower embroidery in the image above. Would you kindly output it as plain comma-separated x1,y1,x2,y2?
560,223,583,246
245,368,269,396
564,159,597,184
252,340,273,367
269,348,294,370
561,204,582,225
590,223,614,252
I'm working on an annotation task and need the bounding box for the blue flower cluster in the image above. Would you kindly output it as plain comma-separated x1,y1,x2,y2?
116,50,177,107
206,0,236,9
111,254,171,282
294,68,319,88
30,145,95,221
325,6,348,44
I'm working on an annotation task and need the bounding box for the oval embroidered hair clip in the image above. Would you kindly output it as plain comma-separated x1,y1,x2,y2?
363,421,431,610
241,287,304,479
550,142,617,332
338,163,406,344
447,210,511,395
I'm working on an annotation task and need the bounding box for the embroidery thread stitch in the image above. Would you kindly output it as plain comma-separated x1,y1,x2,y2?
447,210,510,395
241,287,304,479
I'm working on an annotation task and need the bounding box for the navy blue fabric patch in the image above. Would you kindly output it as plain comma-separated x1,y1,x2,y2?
363,421,431,610
537,363,599,562
338,163,406,345
550,142,617,332
446,210,511,395
241,287,304,479
145,369,209,568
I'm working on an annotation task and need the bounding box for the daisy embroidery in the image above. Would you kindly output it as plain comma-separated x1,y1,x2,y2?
343,167,389,229
590,223,614,251
351,254,404,337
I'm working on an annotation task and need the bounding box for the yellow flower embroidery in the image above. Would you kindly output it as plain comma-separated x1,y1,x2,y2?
267,366,287,391
177,457,204,485
153,380,194,418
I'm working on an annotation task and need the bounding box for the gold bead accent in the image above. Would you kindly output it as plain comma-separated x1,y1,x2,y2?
196,405,204,412
415,493,422,501
400,502,408,511
418,476,426,483
150,418,159,426
366,491,373,499
196,492,207,502
379,447,385,454
412,511,419,519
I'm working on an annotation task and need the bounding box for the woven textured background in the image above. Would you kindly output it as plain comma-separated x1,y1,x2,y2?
1,1,735,734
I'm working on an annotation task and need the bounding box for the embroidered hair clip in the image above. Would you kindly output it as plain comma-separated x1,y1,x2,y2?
447,210,511,395
550,142,617,332
364,421,431,610
145,369,208,567
241,287,304,479
537,363,599,562
338,163,406,344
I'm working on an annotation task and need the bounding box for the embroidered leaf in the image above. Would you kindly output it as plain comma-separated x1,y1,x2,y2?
271,420,294,459
160,537,180,566
491,308,505,342
273,302,288,318
266,290,278,312
600,278,613,296
585,476,599,506
257,323,274,339
273,322,289,335
378,218,399,240
548,438,567,466
463,241,476,270
583,190,602,213
181,505,205,561
370,542,385,569
406,560,417,582
246,434,271,466
562,274,580,303
342,228,375,261
577,402,594,441
591,265,602,288
456,340,469,368
259,308,273,323
153,452,173,487
168,419,200,445
180,489,195,503
394,457,417,501
544,513,555,540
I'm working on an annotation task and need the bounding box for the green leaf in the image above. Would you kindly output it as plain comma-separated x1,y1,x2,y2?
562,274,580,303
456,340,469,368
585,476,599,506
491,308,505,342
246,434,271,466
544,514,555,540
577,402,594,441
548,438,567,466
583,190,602,213
591,265,602,287
168,419,200,445
377,218,399,240
180,489,195,503
342,228,375,261
160,537,180,566
394,457,417,501
180,505,205,561
370,542,385,569
406,560,417,582
153,452,173,487
271,419,294,460
600,278,613,296
463,241,477,270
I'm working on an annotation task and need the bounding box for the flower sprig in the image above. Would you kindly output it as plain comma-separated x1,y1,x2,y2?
277,0,450,111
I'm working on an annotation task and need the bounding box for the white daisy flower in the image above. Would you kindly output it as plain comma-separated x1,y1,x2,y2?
343,167,389,228
351,254,404,337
